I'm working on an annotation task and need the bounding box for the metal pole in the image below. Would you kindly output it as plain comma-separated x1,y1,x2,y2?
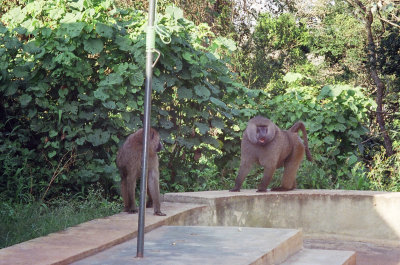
137,0,157,258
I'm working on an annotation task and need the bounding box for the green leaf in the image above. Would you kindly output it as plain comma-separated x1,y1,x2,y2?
203,136,219,148
99,73,123,86
331,85,346,98
4,36,21,50
5,84,17,96
153,76,164,92
335,124,346,132
323,135,335,144
348,154,358,165
211,119,224,129
177,87,193,99
49,130,58,138
194,85,210,99
215,37,236,51
19,94,32,107
48,151,57,158
49,8,64,20
54,52,79,66
195,122,209,135
8,6,25,24
165,6,184,20
210,97,227,109
83,39,103,54
129,72,144,87
111,135,119,143
160,118,174,129
76,137,86,145
13,27,27,35
283,72,303,83
127,100,138,109
24,41,44,55
58,87,68,98
0,24,7,34
127,116,141,130
70,0,85,11
95,23,113,38
182,52,198,65
115,35,132,51
28,108,37,118
60,12,82,24
63,103,78,114
13,66,29,78
217,76,232,84
318,85,332,99
87,129,110,146
94,88,109,101
60,22,85,38
102,101,116,109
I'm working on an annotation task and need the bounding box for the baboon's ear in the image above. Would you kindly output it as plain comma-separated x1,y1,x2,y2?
151,129,155,139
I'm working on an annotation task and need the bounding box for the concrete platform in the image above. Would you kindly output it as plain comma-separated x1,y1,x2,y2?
0,202,207,265
0,190,398,265
281,249,356,265
163,189,400,246
304,238,400,265
72,226,304,265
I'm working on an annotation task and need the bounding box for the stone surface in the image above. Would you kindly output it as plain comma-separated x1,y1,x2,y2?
72,226,303,265
304,238,400,265
281,249,356,265
0,202,206,265
0,190,398,265
164,189,400,246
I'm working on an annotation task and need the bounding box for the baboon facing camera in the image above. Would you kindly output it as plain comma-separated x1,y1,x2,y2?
230,116,312,192
116,128,166,216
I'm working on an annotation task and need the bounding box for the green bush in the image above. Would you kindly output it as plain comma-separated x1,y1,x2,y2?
232,73,375,189
0,0,243,201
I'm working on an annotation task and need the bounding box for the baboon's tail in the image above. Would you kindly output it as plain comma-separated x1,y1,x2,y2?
289,122,312,162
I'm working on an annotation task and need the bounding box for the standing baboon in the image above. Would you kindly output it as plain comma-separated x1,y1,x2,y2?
230,116,312,192
116,128,166,216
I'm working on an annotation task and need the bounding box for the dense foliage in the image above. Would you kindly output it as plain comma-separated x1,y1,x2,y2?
0,0,243,201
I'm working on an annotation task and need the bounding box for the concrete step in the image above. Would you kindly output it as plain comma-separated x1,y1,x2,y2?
282,248,356,265
72,226,303,265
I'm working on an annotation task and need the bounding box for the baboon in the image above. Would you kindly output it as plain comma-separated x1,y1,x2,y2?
230,116,312,192
116,128,166,216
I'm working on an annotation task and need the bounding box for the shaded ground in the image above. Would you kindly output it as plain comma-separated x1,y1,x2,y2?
304,238,400,265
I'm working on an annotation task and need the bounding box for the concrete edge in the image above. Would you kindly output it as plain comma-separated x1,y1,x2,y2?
62,203,209,265
281,249,357,265
343,251,357,265
163,189,400,203
252,229,304,265
163,189,400,247
0,202,208,265
58,231,137,265
303,233,400,248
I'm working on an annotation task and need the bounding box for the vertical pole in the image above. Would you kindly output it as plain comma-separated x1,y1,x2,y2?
136,0,157,258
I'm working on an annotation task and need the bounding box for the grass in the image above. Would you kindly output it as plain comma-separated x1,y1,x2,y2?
0,188,122,249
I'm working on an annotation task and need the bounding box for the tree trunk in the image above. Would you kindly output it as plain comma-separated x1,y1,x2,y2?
350,0,394,156
364,8,394,156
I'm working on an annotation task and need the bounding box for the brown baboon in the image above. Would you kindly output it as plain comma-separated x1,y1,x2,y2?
230,116,312,192
116,128,166,216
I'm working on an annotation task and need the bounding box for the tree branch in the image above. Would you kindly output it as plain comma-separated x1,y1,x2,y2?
378,16,400,29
